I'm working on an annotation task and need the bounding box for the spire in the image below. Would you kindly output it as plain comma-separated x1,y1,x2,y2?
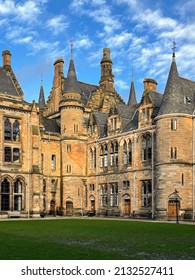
127,69,137,106
63,41,80,95
38,78,46,109
158,42,184,116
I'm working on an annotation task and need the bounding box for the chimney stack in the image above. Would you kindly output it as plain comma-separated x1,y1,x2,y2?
2,50,11,68
143,78,157,92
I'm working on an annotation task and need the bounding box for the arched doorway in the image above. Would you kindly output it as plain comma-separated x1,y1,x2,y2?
168,193,180,218
50,200,56,215
123,194,131,215
90,196,95,212
66,201,73,216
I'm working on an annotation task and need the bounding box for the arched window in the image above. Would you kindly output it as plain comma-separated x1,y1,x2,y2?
141,181,152,207
14,179,22,193
100,184,107,207
1,178,10,211
14,179,23,211
123,140,127,164
141,134,152,161
4,118,11,140
110,141,118,166
89,148,93,169
128,140,132,164
100,144,108,168
13,120,20,141
110,183,118,207
93,147,96,168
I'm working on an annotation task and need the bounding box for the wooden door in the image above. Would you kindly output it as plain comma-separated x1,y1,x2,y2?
66,201,73,216
91,200,95,212
124,199,131,215
50,200,55,215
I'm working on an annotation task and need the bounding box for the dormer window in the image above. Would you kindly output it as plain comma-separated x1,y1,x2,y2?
184,96,192,104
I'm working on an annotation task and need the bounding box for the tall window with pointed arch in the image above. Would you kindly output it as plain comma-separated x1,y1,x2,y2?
4,117,20,141
123,139,132,165
141,134,152,161
110,141,118,167
100,144,108,168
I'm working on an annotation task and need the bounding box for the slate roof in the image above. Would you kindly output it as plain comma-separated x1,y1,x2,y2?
42,116,60,134
158,56,195,116
38,84,46,109
63,58,81,94
0,67,20,97
93,111,108,138
127,80,137,106
79,81,98,105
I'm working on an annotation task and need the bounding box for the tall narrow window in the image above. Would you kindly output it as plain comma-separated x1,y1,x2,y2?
41,154,44,172
13,120,20,141
93,148,96,168
171,147,177,159
181,173,184,186
128,140,132,164
89,148,93,169
141,181,152,207
13,148,20,163
110,141,118,166
1,178,10,211
14,179,22,211
67,165,72,173
4,118,11,140
110,183,118,207
103,144,108,167
51,155,56,171
100,184,107,207
74,124,78,133
123,141,127,164
142,134,152,161
171,119,177,131
4,147,12,162
51,180,56,193
100,146,104,168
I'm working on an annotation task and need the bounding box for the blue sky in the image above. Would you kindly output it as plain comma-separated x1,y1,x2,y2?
0,0,195,104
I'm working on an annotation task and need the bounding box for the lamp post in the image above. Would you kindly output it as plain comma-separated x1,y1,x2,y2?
175,197,179,224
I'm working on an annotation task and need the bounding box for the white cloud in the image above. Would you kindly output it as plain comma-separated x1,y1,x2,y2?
75,36,93,49
106,31,132,47
115,79,129,90
0,0,15,14
47,15,69,35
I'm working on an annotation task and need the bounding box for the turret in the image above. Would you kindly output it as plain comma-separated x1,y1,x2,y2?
60,55,84,136
99,48,114,89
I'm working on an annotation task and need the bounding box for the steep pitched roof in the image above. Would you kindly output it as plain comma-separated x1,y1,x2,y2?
127,80,137,106
42,116,60,134
38,83,46,109
63,58,81,94
93,111,108,138
158,55,195,116
0,67,21,97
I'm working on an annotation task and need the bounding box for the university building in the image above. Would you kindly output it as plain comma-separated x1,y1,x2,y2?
0,47,194,220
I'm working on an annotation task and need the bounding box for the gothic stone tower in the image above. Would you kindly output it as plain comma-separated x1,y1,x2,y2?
154,52,195,219
59,56,87,215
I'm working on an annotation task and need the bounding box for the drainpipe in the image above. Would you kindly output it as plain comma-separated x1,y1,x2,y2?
27,113,30,218
151,129,155,219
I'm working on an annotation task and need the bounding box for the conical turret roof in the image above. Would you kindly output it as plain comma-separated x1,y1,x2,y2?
158,54,185,116
63,58,81,94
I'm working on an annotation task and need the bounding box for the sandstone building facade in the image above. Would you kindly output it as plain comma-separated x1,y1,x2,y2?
0,47,194,220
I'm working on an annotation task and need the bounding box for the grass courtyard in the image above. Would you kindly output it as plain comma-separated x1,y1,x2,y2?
0,218,195,260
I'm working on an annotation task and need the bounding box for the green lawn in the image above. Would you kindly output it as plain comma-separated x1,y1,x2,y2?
0,218,195,260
